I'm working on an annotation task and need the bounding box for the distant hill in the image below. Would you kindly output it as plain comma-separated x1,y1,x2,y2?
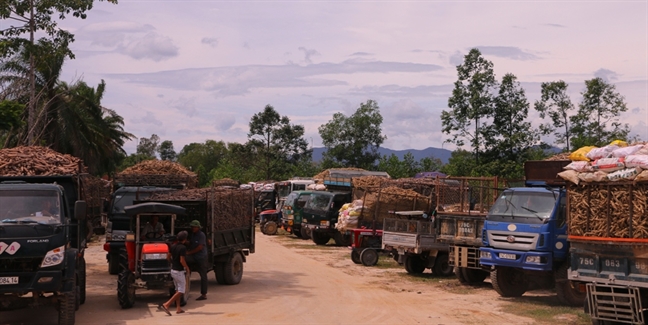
312,147,452,164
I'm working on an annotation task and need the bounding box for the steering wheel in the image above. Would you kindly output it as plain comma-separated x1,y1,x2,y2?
144,231,164,239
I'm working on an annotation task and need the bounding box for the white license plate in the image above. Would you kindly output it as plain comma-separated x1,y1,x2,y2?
499,253,516,260
0,276,18,285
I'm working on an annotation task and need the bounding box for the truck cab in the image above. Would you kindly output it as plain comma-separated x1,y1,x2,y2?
302,191,352,246
281,190,312,239
0,179,87,325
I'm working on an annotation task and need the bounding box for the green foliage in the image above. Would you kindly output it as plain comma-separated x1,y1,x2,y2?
0,100,23,130
534,81,575,151
136,134,159,158
442,48,497,162
440,150,477,177
319,100,386,169
157,140,176,161
196,165,209,187
177,140,228,173
376,153,444,179
247,104,311,181
570,77,629,148
420,157,443,173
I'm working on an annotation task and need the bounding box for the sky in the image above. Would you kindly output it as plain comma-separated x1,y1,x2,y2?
34,0,648,153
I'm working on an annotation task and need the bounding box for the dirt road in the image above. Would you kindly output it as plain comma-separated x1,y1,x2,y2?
3,233,536,325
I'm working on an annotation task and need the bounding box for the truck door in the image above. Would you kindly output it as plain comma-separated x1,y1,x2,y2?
552,193,568,260
294,194,310,223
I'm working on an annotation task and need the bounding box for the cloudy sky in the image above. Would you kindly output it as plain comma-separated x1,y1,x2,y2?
42,1,648,153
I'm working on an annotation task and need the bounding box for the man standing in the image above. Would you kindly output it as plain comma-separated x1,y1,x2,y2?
186,220,208,301
160,231,189,315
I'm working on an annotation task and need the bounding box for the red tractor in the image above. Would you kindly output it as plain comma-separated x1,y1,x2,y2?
117,202,187,309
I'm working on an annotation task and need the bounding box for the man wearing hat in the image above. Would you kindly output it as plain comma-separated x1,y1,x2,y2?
186,220,208,300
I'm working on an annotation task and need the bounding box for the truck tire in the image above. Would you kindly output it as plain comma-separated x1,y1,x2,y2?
214,262,226,285
432,253,453,276
224,253,244,285
462,268,488,285
455,267,468,284
333,233,351,247
57,291,76,325
264,221,278,236
360,249,379,266
555,262,586,307
404,255,426,274
108,253,120,275
312,232,330,245
301,227,312,240
351,249,361,264
117,270,136,309
491,266,528,297
79,257,86,304
293,228,301,238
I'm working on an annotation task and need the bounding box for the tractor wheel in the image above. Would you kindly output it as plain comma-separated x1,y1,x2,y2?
118,249,129,272
260,222,267,235
301,227,312,240
264,221,278,236
224,253,244,285
455,267,468,284
462,268,489,285
432,253,453,276
351,249,362,264
79,256,86,304
404,255,426,274
214,262,226,285
360,249,379,266
108,253,120,275
491,266,528,297
57,291,76,325
117,270,136,308
311,232,330,245
555,262,586,307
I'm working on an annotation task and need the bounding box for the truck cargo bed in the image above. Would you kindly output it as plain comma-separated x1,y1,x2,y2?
570,240,648,288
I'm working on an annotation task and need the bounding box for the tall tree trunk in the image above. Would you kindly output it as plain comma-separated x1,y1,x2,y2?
27,0,36,145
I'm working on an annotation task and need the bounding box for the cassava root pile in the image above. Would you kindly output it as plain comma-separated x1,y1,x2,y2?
115,160,197,188
0,146,85,175
313,168,367,181
212,178,240,187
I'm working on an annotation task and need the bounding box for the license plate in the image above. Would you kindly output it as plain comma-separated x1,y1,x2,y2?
0,276,18,285
499,253,516,260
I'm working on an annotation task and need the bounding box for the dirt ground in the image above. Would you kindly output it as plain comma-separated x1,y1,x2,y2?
2,229,588,324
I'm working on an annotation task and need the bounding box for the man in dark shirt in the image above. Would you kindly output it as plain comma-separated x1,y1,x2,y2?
160,231,189,315
186,220,208,300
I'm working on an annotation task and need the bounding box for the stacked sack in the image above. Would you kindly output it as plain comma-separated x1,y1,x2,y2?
335,200,364,231
558,140,648,184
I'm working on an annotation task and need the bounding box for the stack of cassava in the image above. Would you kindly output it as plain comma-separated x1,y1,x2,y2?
557,141,648,238
212,178,240,188
115,159,198,188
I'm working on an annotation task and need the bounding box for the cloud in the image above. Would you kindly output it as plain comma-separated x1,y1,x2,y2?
131,111,163,126
243,42,250,49
476,46,541,61
215,114,236,131
350,52,373,56
449,51,464,66
632,107,642,114
594,68,619,82
201,37,219,48
167,96,197,117
349,84,453,98
110,59,444,97
543,23,566,28
298,47,320,64
120,32,179,62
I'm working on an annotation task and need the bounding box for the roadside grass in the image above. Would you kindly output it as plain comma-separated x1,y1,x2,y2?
375,256,402,269
499,295,590,325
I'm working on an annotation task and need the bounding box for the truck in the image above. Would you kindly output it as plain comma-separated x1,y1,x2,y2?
139,187,256,285
479,160,586,306
104,170,197,275
0,173,97,325
280,190,312,239
567,181,648,324
435,177,499,284
302,169,389,246
275,178,315,202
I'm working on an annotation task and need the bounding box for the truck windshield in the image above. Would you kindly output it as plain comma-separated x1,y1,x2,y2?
284,192,299,209
304,193,332,212
277,185,291,199
0,190,62,225
292,184,306,191
112,192,155,213
488,190,556,223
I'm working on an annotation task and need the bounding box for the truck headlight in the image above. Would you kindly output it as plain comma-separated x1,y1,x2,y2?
526,256,542,263
480,251,492,259
143,253,167,260
40,246,65,268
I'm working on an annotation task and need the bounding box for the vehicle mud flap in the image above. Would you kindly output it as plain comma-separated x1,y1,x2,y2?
491,266,528,297
555,262,586,307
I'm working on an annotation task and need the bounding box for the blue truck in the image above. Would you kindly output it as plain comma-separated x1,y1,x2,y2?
479,161,587,306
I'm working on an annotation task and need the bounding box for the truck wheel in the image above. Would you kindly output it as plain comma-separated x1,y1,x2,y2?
432,253,453,276
312,232,330,245
333,233,351,246
491,266,528,297
404,255,426,274
301,227,312,240
108,253,120,275
264,221,278,235
57,291,76,325
79,256,86,304
462,268,488,285
455,267,468,284
360,249,379,266
224,253,244,285
117,270,136,308
351,249,361,264
293,228,301,238
555,262,586,307
214,262,226,285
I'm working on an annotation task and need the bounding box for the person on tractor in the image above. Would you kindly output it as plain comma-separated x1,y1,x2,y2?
186,220,208,301
159,230,190,316
141,215,165,240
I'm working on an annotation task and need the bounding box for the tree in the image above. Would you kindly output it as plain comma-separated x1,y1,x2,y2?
177,140,228,173
534,81,576,151
0,100,23,131
136,134,159,159
440,150,477,177
0,0,117,144
570,77,629,148
441,48,497,163
486,73,539,161
158,140,176,161
419,156,443,172
319,100,386,169
248,105,310,181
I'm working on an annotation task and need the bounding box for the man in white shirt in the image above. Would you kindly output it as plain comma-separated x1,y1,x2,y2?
142,216,165,239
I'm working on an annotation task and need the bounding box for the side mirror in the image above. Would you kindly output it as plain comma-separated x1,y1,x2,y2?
75,201,87,220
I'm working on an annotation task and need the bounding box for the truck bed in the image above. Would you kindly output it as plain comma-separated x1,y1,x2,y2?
569,240,648,288
437,214,485,247
382,218,446,253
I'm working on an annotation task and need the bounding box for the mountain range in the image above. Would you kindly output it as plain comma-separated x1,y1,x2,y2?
311,147,453,164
